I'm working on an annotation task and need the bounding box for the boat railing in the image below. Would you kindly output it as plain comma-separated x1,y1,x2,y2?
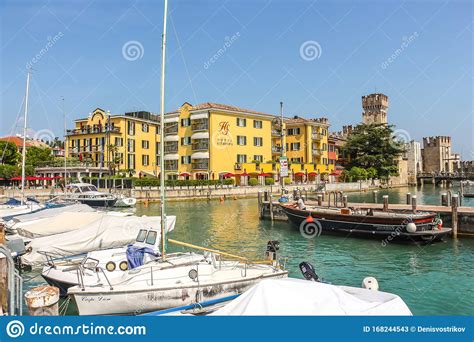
327,191,344,208
77,257,114,291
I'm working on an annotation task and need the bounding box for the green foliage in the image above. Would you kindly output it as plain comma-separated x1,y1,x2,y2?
0,141,20,165
284,178,291,185
342,123,405,179
248,178,259,186
366,167,378,179
223,178,234,185
265,178,275,185
133,178,234,187
25,146,53,168
0,164,19,178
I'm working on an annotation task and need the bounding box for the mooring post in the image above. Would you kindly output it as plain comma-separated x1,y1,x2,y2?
269,194,274,221
441,192,448,207
342,195,348,208
451,194,459,239
24,286,60,316
411,195,417,214
264,190,269,202
257,191,263,219
406,193,411,205
317,194,322,206
373,190,378,204
382,195,389,212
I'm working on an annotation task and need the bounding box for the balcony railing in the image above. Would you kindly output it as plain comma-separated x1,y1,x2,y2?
271,129,282,137
164,125,178,136
272,145,282,154
312,148,323,156
66,127,120,136
192,161,209,170
164,142,178,154
164,161,178,171
312,133,323,140
192,140,209,151
192,121,209,132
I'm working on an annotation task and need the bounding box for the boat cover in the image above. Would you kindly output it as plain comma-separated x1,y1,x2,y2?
22,215,176,266
9,203,94,223
126,245,158,269
211,278,412,316
16,211,105,238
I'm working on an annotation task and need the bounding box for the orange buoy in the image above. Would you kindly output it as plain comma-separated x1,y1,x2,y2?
306,215,314,223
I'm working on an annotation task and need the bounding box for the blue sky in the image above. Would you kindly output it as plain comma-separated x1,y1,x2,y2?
0,0,472,155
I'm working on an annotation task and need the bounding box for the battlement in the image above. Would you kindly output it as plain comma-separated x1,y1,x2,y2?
362,93,388,125
423,136,452,148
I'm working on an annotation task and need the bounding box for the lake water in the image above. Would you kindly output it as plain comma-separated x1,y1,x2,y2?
22,185,474,315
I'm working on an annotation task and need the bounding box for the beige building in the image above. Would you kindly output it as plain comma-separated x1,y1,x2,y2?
422,136,458,173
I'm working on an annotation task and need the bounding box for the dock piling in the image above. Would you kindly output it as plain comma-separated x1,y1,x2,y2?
452,194,459,239
373,190,378,203
317,194,322,206
382,195,389,211
343,195,348,208
269,194,274,221
441,193,448,206
406,193,412,205
411,195,417,213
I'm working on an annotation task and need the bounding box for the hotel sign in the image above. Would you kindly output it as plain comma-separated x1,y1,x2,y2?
215,121,233,147
280,156,288,177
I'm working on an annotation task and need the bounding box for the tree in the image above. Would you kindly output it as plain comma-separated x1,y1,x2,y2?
0,164,19,178
25,146,53,168
342,124,405,179
0,141,20,165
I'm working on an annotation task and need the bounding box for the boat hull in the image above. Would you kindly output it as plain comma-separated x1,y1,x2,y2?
280,205,451,243
76,198,117,207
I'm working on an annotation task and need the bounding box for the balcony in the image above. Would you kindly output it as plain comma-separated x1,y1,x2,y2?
272,145,282,154
164,124,178,136
312,148,323,156
192,160,209,170
271,129,282,137
66,126,120,136
312,133,323,140
164,161,178,171
192,119,209,132
164,142,178,154
192,139,209,151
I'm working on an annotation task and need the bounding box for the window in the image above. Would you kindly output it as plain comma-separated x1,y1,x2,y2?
142,140,149,149
253,155,263,162
291,157,302,163
322,143,327,151
237,154,247,163
142,155,149,166
127,121,135,135
142,123,149,132
291,143,300,151
181,137,192,146
127,139,135,153
237,136,247,146
136,229,147,243
253,120,262,129
181,118,191,127
115,152,124,165
181,156,191,164
236,118,246,127
115,137,123,147
287,128,301,136
155,142,161,152
127,154,135,169
253,137,263,146
145,231,157,245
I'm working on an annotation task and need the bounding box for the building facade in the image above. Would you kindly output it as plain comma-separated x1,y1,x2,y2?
422,136,457,173
405,140,423,184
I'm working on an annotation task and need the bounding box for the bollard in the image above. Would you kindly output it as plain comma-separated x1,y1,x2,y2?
382,195,389,211
317,194,323,206
406,193,411,205
24,286,60,316
373,190,378,204
411,195,417,214
264,190,269,202
269,195,274,221
342,195,348,208
452,194,459,239
441,193,448,207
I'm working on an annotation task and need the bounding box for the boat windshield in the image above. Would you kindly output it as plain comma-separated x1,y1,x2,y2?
136,229,147,243
145,231,157,245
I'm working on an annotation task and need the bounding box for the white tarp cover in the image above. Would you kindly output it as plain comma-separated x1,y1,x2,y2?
11,204,94,223
0,204,42,221
22,215,176,266
212,278,412,316
16,212,105,238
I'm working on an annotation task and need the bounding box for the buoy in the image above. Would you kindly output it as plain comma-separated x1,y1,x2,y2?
144,199,149,207
362,277,379,291
233,196,237,200
220,196,224,202
24,285,60,316
437,219,443,230
306,215,314,223
406,222,417,233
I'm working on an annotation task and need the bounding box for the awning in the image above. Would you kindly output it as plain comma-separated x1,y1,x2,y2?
38,176,54,181
295,172,305,177
258,173,271,177
190,112,208,120
308,172,318,176
191,152,209,160
53,175,62,179
223,172,235,178
330,172,339,176
191,132,209,140
164,135,179,142
10,176,40,181
164,154,179,160
180,172,192,177
164,117,179,123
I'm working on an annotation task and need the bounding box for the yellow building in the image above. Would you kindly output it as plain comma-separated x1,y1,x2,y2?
66,108,161,176
66,104,335,183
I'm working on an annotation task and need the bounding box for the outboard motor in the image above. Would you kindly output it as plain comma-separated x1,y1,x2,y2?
299,261,320,282
265,240,280,261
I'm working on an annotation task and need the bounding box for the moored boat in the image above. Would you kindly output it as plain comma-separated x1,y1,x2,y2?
62,183,117,207
280,202,451,243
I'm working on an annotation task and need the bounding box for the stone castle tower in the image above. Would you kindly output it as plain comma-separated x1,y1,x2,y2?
362,93,388,125
422,136,453,173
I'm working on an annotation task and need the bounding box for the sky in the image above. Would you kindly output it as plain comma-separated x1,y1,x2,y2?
0,0,472,156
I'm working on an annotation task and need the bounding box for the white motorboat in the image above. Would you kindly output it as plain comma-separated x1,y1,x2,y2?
63,183,117,207
114,195,137,207
0,199,42,222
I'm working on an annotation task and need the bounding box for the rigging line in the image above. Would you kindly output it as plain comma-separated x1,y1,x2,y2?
31,76,55,137
169,10,198,104
0,95,26,163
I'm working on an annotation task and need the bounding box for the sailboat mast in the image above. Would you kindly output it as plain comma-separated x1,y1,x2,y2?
160,0,169,261
21,71,31,204
62,97,67,188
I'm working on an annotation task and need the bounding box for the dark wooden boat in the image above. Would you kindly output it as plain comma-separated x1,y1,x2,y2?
280,203,451,244
462,193,474,198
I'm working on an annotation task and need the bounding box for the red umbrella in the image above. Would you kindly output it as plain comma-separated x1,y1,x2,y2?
330,172,339,176
223,172,235,178
0,178,4,180
308,172,318,176
238,172,249,177
53,175,62,179
179,172,191,177
295,172,305,177
26,176,40,181
258,173,271,177
10,176,22,181
39,176,54,181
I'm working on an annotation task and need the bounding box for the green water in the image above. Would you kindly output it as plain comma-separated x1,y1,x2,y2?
22,185,474,315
